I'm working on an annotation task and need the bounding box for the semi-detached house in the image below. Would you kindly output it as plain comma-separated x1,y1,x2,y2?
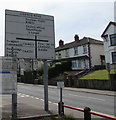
55,35,105,70
101,21,116,69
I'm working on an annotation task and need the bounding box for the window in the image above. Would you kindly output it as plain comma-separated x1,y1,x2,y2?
65,49,69,57
112,52,116,64
74,47,78,55
58,53,61,59
78,60,82,68
110,34,116,46
72,60,77,69
83,45,87,54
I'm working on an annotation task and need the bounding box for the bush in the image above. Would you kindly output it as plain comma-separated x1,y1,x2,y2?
37,60,72,79
48,61,71,79
38,66,43,76
22,70,37,84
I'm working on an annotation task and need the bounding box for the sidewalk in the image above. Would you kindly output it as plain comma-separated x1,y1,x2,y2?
19,83,115,96
48,85,115,96
1,94,84,120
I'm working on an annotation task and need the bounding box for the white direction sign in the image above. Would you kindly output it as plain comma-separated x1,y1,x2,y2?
5,9,55,59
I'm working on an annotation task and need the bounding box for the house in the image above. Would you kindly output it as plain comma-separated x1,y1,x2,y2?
17,59,40,75
101,21,116,69
55,35,105,70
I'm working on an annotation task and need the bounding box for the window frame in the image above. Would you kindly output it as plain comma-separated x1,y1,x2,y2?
110,34,116,46
112,52,116,64
65,49,69,57
74,47,78,55
83,45,87,54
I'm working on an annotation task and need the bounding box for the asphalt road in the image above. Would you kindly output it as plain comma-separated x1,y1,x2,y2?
18,83,115,117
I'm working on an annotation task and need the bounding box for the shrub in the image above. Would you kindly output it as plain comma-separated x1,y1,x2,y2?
38,66,43,76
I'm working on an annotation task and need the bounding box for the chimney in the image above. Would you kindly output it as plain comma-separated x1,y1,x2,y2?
59,40,64,47
74,34,79,42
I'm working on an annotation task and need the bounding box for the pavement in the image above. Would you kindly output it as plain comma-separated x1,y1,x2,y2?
48,85,115,96
0,84,115,120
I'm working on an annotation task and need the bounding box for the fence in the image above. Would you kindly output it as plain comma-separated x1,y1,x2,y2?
58,102,116,120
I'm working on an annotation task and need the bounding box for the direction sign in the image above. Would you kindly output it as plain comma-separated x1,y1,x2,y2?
5,9,55,59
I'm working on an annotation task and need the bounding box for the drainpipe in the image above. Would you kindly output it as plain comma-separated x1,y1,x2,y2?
87,38,91,69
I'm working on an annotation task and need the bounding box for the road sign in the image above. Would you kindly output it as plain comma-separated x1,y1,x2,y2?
57,82,64,88
5,9,55,60
0,57,17,94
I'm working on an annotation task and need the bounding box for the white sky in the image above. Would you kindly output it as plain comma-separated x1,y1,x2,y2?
0,0,115,56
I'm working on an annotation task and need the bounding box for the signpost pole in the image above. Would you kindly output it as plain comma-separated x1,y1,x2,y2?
43,60,48,111
12,93,17,119
60,88,62,104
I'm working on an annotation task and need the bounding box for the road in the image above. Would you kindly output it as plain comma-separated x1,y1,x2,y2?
18,83,115,117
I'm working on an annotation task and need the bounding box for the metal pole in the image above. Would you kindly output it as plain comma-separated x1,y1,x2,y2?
60,88,62,103
12,93,17,120
60,88,62,114
43,60,48,111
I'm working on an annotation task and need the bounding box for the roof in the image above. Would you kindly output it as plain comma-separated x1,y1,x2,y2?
55,37,103,52
101,21,116,37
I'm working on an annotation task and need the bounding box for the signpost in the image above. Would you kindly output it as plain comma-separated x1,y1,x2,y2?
0,57,17,119
57,82,64,115
5,9,55,59
5,9,55,115
0,57,17,94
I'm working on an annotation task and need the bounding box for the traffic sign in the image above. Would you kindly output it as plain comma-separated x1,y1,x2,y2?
57,81,64,88
5,9,55,59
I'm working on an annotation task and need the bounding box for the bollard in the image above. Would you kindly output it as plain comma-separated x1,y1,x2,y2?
84,107,91,120
58,102,64,115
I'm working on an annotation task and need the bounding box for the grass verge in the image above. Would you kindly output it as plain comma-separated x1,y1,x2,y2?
80,69,109,80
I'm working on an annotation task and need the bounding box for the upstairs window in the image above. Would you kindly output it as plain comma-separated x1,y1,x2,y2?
74,47,78,55
112,52,116,64
110,34,116,46
58,53,61,59
65,49,69,57
83,45,87,54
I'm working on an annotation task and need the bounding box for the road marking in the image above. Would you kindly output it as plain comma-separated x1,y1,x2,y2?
18,93,58,106
87,97,105,101
69,94,105,101
69,94,86,98
25,95,29,97
48,101,52,103
40,99,44,101
30,96,34,98
35,97,39,100
53,103,58,105
20,95,25,97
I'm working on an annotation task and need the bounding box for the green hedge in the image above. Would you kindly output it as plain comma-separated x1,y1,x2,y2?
21,70,37,84
48,61,71,79
21,60,72,84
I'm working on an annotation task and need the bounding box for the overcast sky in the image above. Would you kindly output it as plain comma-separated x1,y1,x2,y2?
0,0,115,56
